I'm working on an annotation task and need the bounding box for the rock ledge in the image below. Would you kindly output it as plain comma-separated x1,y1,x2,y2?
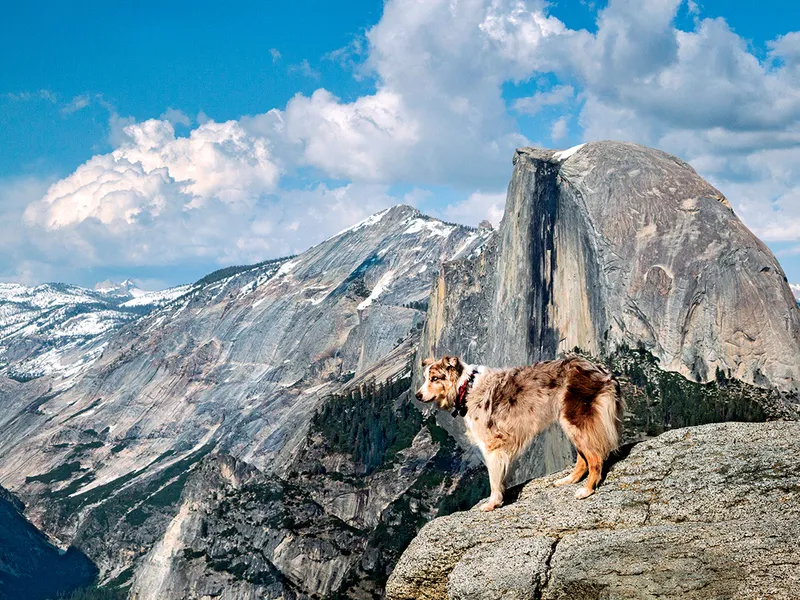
386,421,800,600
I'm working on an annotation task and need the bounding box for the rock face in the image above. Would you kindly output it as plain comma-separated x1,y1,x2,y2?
127,365,487,599
0,205,491,589
421,141,800,481
386,421,800,600
0,485,96,600
423,141,800,389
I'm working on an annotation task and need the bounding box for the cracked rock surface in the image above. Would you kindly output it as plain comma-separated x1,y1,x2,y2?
386,421,800,600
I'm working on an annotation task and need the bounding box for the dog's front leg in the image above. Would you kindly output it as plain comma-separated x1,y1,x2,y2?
480,451,509,512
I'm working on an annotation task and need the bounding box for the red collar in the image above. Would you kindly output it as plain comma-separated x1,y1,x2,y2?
452,369,477,418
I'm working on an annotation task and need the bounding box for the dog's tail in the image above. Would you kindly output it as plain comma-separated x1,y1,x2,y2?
594,378,624,458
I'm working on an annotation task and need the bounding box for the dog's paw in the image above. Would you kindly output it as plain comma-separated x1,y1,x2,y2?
574,487,595,500
553,475,574,487
480,500,503,512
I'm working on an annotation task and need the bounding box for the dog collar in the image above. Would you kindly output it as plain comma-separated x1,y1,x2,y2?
452,369,477,418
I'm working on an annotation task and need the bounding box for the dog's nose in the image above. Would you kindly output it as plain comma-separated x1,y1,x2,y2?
415,391,423,400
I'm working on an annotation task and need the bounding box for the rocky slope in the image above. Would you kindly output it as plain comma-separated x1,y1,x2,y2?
420,141,800,483
386,421,800,600
0,485,96,600
127,362,487,600
0,205,490,592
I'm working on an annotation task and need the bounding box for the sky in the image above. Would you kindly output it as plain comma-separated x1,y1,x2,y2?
2,0,800,290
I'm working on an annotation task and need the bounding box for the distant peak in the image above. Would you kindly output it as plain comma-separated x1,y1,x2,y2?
94,279,116,291
94,278,141,294
384,204,421,218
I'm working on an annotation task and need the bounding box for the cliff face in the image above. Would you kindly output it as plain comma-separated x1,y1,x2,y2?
128,355,486,600
386,421,800,600
420,141,800,481
0,485,96,600
0,205,491,590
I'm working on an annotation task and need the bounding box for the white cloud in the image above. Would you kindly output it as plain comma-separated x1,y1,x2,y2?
0,176,59,285
160,107,192,127
551,116,569,141
514,84,575,115
283,89,419,182
15,0,800,282
288,59,320,79
443,191,506,228
5,90,57,103
270,48,281,62
23,119,281,267
278,0,539,186
61,94,92,114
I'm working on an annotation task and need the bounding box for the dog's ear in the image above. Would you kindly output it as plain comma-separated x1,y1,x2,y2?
422,357,435,367
443,356,461,370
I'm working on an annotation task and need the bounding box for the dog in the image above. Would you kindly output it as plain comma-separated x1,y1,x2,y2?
415,355,624,511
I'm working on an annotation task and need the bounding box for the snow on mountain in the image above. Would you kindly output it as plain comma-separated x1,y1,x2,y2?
0,204,491,506
0,280,191,382
120,284,194,308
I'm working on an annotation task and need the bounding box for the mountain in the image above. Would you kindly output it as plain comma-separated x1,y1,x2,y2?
0,143,797,599
420,141,800,483
0,205,491,597
0,280,192,384
386,421,800,600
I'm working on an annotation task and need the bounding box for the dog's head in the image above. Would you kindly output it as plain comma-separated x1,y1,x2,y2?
415,356,464,410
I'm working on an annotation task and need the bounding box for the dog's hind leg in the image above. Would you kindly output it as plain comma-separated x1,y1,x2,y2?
554,451,588,487
575,451,603,499
480,451,509,512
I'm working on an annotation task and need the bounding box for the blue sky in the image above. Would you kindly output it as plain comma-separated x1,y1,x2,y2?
2,0,800,290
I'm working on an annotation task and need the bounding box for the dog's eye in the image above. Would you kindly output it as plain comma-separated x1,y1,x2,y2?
430,376,439,382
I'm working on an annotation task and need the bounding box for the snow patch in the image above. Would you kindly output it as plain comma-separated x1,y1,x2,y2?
552,143,586,162
333,208,391,238
120,284,193,308
277,260,298,277
791,283,800,303
357,270,396,311
404,218,454,238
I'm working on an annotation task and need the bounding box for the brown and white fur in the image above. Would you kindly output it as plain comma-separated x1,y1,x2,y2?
416,355,624,511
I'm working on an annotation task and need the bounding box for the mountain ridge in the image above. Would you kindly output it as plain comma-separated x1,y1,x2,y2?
0,143,798,599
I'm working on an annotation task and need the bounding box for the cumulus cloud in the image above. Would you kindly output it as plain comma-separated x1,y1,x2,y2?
280,0,541,186
277,0,800,247
513,84,575,115
17,114,423,273
16,0,800,283
443,191,507,228
23,119,280,267
160,107,192,127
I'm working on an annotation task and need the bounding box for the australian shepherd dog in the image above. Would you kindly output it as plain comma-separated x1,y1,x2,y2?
416,355,624,511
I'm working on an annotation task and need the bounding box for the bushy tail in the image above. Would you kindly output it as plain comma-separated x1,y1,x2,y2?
593,378,624,459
